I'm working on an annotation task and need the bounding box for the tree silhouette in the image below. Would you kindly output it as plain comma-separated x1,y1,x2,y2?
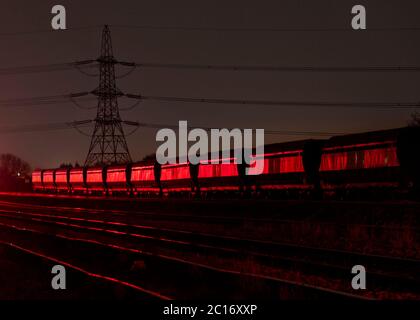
0,153,31,191
0,153,30,177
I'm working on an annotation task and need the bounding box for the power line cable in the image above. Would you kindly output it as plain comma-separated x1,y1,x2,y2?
111,24,420,33
125,93,420,110
0,120,92,134
0,25,101,37
0,92,91,108
0,91,417,111
0,23,418,38
119,98,142,111
116,64,137,78
1,58,419,78
74,63,99,77
0,118,352,137
69,96,97,110
122,120,344,137
119,61,420,73
0,94,73,105
0,60,97,76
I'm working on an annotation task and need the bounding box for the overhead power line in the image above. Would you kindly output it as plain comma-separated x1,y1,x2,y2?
0,25,101,37
0,60,97,76
0,92,91,108
125,93,420,110
3,59,419,77
0,24,419,38
119,61,420,73
0,91,417,111
123,120,343,137
0,120,92,134
111,24,420,33
0,118,342,137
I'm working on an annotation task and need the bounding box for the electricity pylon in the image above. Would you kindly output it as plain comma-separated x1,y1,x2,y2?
84,25,132,166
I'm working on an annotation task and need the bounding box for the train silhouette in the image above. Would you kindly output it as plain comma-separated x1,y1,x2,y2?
32,126,420,199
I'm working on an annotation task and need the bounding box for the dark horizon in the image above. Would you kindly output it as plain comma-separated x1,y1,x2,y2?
0,0,419,169
0,1,419,305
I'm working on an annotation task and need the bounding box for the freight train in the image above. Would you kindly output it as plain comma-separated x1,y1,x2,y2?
31,127,420,199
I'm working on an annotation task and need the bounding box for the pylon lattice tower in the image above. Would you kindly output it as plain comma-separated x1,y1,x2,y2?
84,25,132,166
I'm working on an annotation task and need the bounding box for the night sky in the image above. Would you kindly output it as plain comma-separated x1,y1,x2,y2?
0,0,419,169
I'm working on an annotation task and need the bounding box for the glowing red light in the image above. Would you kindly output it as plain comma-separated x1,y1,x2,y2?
198,163,238,178
320,145,399,171
86,169,102,183
247,153,304,175
161,163,190,181
55,170,68,184
131,165,154,182
31,171,42,183
107,168,126,183
43,170,54,184
69,169,84,183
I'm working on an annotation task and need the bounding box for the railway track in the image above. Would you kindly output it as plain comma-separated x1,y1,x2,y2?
0,199,418,235
0,201,418,298
0,221,362,300
2,193,420,224
0,241,170,300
